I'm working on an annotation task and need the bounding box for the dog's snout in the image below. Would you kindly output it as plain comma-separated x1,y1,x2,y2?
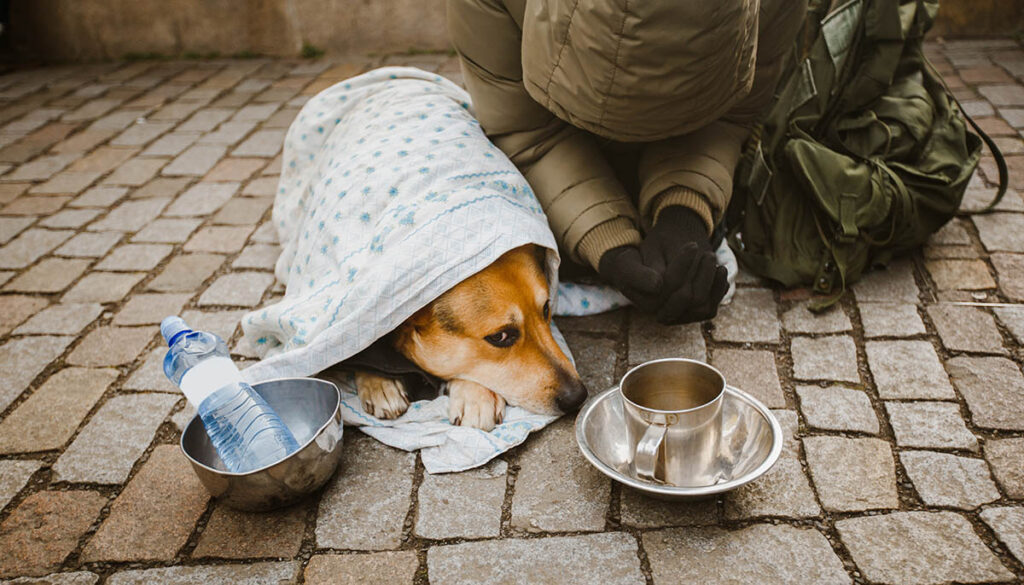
555,373,588,413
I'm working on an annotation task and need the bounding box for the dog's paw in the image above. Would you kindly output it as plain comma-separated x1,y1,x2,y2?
448,379,506,432
355,372,410,419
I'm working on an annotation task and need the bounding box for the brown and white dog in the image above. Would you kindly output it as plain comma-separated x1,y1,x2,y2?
353,244,588,431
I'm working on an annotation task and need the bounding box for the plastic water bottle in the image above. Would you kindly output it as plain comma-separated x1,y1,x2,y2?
161,316,300,473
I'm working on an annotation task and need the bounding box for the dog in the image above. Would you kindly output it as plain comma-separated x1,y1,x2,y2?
352,244,588,431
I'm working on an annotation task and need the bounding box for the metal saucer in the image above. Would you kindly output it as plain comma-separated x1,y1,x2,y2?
575,385,782,501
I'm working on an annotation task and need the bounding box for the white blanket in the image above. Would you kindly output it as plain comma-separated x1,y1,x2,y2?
241,67,736,473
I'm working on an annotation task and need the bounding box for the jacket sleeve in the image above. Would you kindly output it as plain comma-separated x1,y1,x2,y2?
639,0,808,232
447,0,641,268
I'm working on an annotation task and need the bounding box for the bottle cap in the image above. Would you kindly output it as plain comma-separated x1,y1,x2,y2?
161,316,192,347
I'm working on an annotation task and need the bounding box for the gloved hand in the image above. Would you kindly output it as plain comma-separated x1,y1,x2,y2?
597,245,662,313
641,206,729,324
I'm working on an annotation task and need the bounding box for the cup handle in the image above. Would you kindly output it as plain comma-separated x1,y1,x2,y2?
633,422,667,483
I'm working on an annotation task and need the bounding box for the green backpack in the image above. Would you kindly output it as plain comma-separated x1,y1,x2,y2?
730,0,1007,309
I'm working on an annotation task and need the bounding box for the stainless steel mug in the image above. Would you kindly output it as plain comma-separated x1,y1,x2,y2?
621,358,726,487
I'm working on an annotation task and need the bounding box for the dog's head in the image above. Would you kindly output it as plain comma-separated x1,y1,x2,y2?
393,245,588,415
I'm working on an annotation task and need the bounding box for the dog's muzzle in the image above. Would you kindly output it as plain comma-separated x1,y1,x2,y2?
555,371,588,413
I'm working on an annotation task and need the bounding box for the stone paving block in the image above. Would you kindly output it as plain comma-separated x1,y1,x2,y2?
39,208,101,228
232,103,279,122
250,220,279,242
130,176,191,199
70,185,126,207
198,272,273,306
948,356,1024,430
114,293,191,325
69,146,137,173
926,304,1006,354
928,217,973,245
992,253,1024,300
105,562,300,585
184,225,254,253
198,120,258,146
88,197,170,233
995,306,1024,343
985,437,1024,499
141,132,199,157
177,108,233,133
164,181,239,216
710,288,779,343
192,502,308,559
0,183,28,204
131,217,202,243
52,392,178,484
628,313,704,364
619,488,719,528
316,436,414,550
796,385,878,433
644,524,849,585
162,145,226,176
852,259,919,302
2,196,71,216
925,258,996,290
979,84,1024,106
415,459,507,539
511,418,609,533
304,552,418,585
95,243,172,271
102,157,166,186
111,121,175,147
429,533,644,585
244,176,278,196
0,228,74,268
781,305,852,333
0,367,118,454
859,302,927,338
5,154,78,181
63,271,145,303
14,303,103,335
900,450,1000,509
0,271,12,286
0,490,107,578
791,336,860,383
62,98,120,122
149,100,204,122
710,348,785,408
205,158,265,182
865,340,956,399
0,460,42,511
51,128,116,154
885,401,978,451
0,295,48,335
563,334,617,393
232,243,280,270
981,507,1024,565
803,436,898,512
212,196,272,225
974,212,1024,252
31,171,102,195
53,232,122,260
0,571,99,585
0,217,34,245
836,511,1013,585
123,348,176,393
232,129,285,157
82,445,209,562
4,258,90,293
181,309,248,344
67,326,155,367
148,253,224,292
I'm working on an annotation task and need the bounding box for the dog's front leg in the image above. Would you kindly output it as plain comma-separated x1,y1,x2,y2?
355,372,410,419
448,379,506,432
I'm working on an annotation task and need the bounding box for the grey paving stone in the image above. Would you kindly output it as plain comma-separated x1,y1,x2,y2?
232,103,279,122
992,253,1024,301
184,225,253,253
856,305,929,336
102,157,167,186
974,212,1024,252
111,121,175,147
95,243,173,271
628,313,705,364
63,271,145,303
211,196,271,224
0,336,73,412
52,232,121,259
198,272,273,307
0,295,46,336
563,334,617,393
619,488,720,528
232,129,285,157
995,306,1024,343
52,393,178,484
70,185,127,208
5,153,78,181
105,562,300,585
781,305,852,333
985,437,1024,498
87,198,170,232
885,401,978,451
31,171,102,195
0,228,74,269
980,507,1024,565
791,336,860,383
853,259,919,302
13,303,103,335
710,348,785,408
198,120,258,146
900,450,1000,509
164,181,239,216
141,133,199,157
0,217,34,245
415,459,507,539
179,309,247,343
315,436,415,550
0,459,42,511
250,221,279,243
244,177,278,197
39,208,101,228
232,243,280,270
947,356,1024,430
132,218,202,243
925,258,996,290
149,100,204,123
927,304,1007,354
836,511,1013,584
796,385,879,433
66,326,155,367
710,288,779,343
162,145,226,176
177,108,233,133
803,436,899,512
0,571,99,585
644,524,849,585
123,348,176,393
511,418,609,533
429,533,644,585
865,340,956,399
4,258,90,293
148,253,224,292
304,552,418,585
114,293,192,326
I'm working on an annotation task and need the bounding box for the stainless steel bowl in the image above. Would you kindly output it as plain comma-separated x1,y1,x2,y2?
180,377,343,511
575,385,782,501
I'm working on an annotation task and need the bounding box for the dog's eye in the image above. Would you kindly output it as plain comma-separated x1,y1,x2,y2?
542,300,550,320
484,328,519,348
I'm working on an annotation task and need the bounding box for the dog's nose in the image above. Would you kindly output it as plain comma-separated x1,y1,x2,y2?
555,376,588,413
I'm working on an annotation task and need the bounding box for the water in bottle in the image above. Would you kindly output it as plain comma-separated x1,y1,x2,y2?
161,316,300,473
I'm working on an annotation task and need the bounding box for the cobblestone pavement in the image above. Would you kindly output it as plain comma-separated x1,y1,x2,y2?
0,39,1023,584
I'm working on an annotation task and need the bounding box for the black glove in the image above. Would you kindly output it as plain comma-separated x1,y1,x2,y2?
597,245,662,313
641,206,729,324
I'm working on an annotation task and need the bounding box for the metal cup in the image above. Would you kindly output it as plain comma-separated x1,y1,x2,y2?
621,358,726,486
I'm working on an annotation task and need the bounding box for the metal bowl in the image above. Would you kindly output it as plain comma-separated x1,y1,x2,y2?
575,385,782,501
180,377,343,511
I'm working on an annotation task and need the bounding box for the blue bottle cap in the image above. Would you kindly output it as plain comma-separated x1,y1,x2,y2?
161,316,192,347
